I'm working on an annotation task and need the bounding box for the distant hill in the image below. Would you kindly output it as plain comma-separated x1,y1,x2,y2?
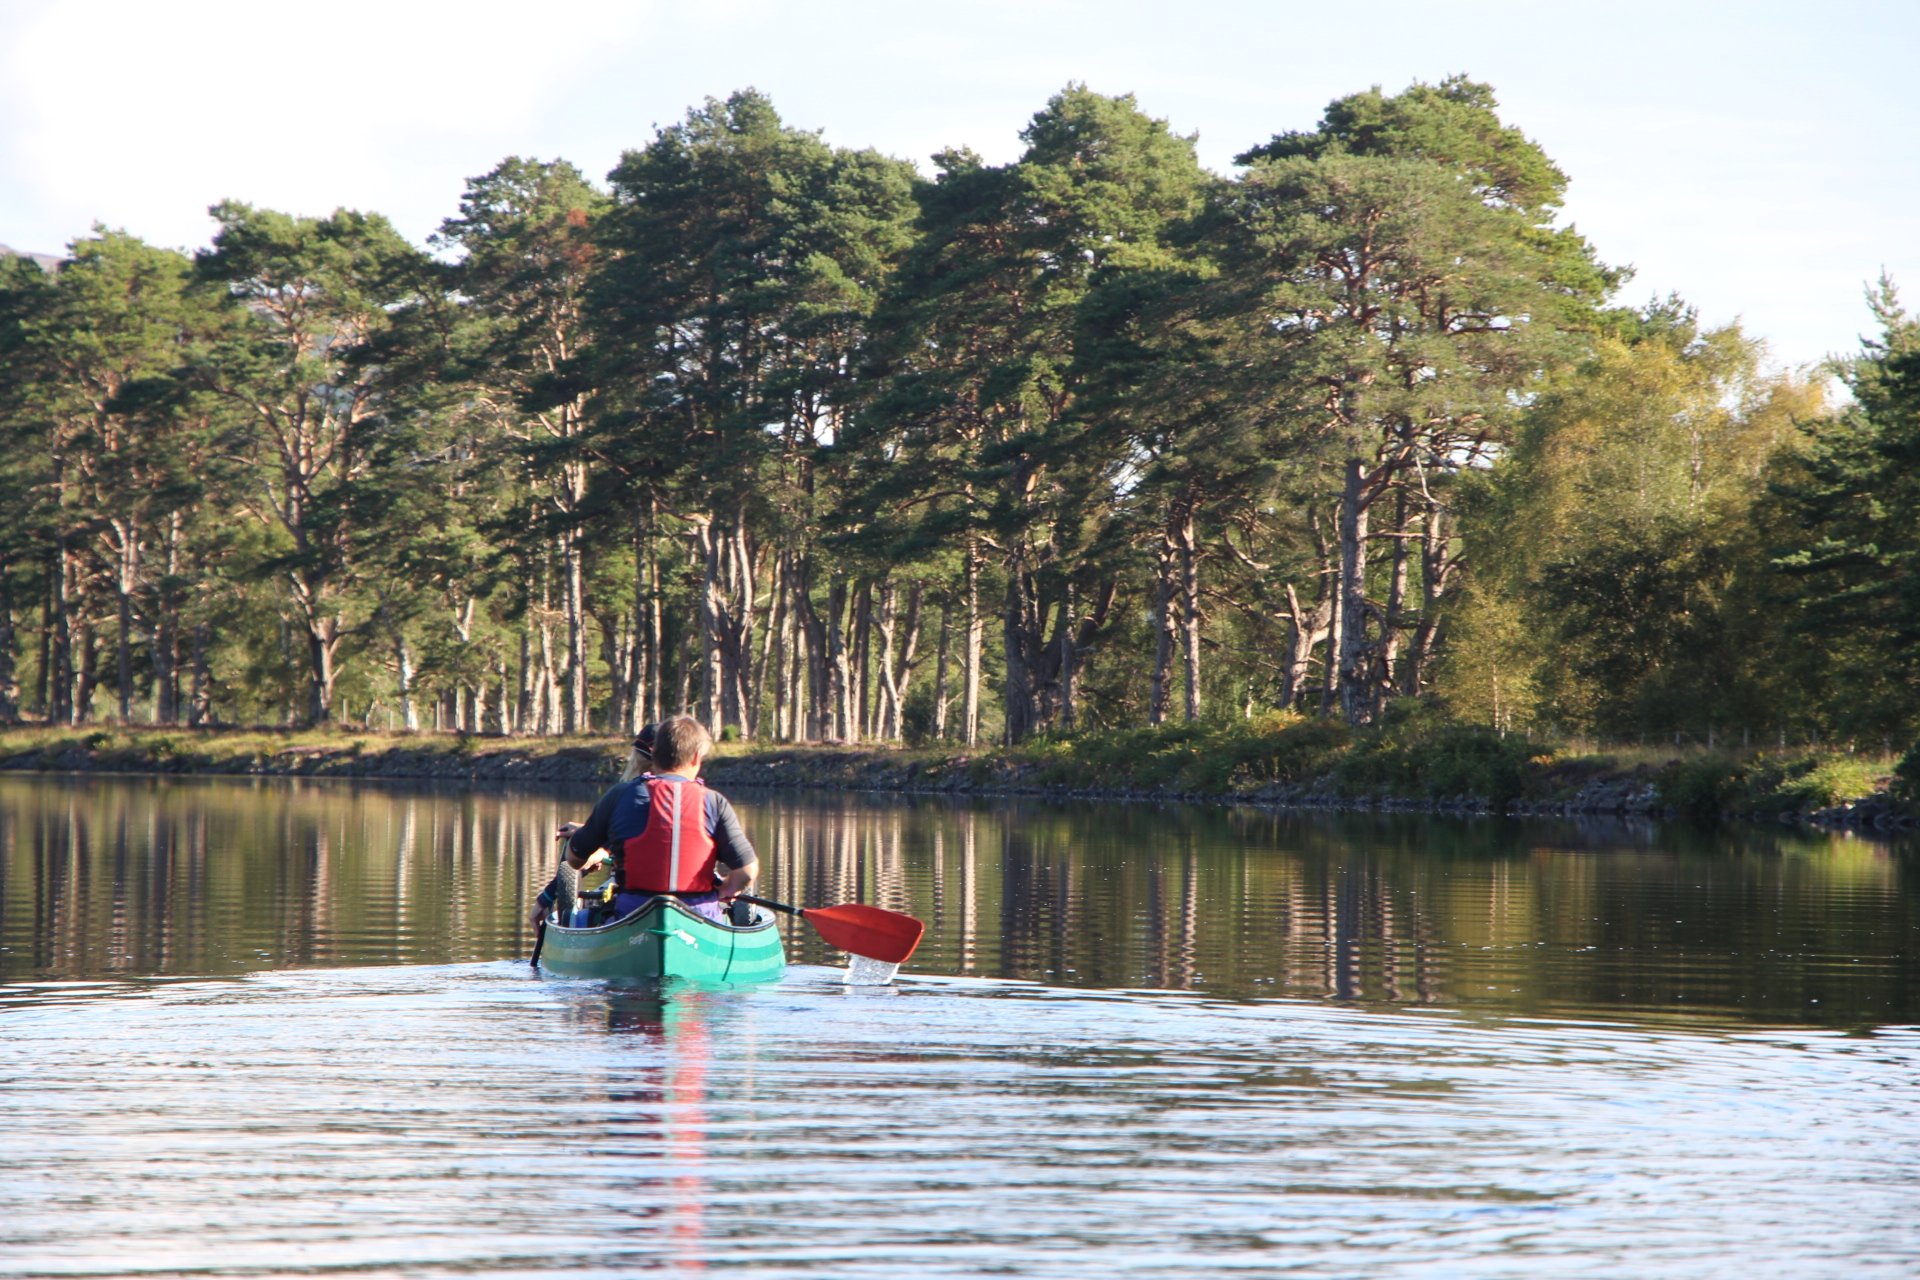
0,243,60,272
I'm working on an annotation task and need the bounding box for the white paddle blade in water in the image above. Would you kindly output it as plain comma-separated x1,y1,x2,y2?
844,954,900,985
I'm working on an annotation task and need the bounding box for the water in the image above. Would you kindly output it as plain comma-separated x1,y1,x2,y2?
2,773,1918,1276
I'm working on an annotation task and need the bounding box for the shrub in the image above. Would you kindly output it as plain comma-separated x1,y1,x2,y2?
1895,738,1920,808
1419,726,1535,805
1328,716,1535,805
1727,752,1889,817
1661,756,1739,823
1225,717,1353,788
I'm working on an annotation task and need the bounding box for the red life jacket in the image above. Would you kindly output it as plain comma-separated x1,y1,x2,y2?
618,776,717,895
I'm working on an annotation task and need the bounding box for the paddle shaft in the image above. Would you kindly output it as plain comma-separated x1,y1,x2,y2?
735,893,803,917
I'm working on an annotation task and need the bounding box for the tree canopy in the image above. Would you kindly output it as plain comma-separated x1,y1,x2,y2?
0,78,1900,753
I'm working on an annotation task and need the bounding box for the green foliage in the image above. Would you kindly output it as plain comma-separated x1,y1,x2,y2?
1659,756,1740,824
1010,713,1539,799
0,81,1906,766
1748,755,1888,815
1658,751,1893,823
1200,714,1354,789
1767,277,1920,738
1893,740,1920,807
1332,720,1536,805
1448,310,1829,737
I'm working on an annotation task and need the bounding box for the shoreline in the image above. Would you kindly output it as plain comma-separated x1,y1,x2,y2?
0,725,1909,837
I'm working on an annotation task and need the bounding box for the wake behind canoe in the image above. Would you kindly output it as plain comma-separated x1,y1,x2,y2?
537,895,787,984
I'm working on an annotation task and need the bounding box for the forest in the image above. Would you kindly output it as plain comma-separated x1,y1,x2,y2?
0,78,1915,749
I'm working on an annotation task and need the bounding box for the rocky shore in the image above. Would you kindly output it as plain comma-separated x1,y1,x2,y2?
707,749,1916,833
0,730,1909,836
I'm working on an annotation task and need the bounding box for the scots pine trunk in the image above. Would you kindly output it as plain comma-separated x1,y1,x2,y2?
788,554,830,741
751,558,781,739
562,528,588,734
49,543,74,725
1374,490,1412,721
493,661,514,734
188,621,211,726
516,626,535,736
694,514,757,738
75,619,101,725
776,566,800,740
644,516,663,726
305,617,340,727
115,585,135,723
1149,536,1177,725
1337,457,1375,726
931,601,951,741
624,520,649,734
1177,509,1202,723
152,513,183,725
963,543,982,746
0,567,17,724
111,523,139,723
1058,584,1077,732
536,603,560,736
35,568,52,721
826,576,853,740
873,578,923,741
1001,567,1041,744
395,635,420,731
1402,504,1458,697
852,581,873,740
1279,580,1334,711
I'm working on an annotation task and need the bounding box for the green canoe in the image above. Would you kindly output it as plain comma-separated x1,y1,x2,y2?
536,894,787,984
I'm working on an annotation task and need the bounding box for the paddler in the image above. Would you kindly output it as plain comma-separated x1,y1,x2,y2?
532,715,759,926
526,721,654,928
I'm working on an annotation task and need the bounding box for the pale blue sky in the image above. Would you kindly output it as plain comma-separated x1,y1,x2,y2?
2,0,1914,370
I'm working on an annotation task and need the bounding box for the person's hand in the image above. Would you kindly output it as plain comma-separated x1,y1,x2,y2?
555,821,583,842
581,849,609,873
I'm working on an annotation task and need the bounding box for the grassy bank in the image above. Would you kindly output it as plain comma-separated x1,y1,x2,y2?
0,724,622,785
0,720,1907,830
998,713,1905,823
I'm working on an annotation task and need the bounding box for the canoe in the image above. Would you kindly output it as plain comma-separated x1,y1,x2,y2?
537,895,787,984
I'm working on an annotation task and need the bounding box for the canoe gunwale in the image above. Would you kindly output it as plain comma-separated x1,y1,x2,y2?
545,892,780,940
536,893,786,983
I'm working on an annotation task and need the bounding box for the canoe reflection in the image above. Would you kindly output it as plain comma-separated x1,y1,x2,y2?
598,988,712,1269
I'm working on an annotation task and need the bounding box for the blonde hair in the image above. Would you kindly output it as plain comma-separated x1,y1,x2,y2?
651,715,713,773
617,748,648,784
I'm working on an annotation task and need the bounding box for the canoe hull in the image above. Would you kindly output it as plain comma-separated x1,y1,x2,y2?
538,895,786,984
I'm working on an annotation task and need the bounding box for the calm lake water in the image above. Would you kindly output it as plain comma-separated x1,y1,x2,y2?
2,772,1917,1277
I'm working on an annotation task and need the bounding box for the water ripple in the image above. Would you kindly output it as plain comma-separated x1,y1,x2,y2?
3,967,1917,1277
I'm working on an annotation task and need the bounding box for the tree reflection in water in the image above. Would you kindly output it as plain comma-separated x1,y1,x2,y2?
2,774,1916,1026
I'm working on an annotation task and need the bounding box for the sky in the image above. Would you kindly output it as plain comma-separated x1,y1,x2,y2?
2,0,1915,372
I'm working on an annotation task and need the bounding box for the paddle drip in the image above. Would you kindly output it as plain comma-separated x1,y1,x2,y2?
844,954,900,986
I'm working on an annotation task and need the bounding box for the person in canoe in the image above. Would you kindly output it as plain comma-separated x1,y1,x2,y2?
531,714,760,927
525,721,655,925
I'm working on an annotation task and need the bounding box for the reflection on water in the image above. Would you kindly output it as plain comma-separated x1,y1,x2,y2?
1,773,1918,1026
0,773,563,982
2,964,1917,1278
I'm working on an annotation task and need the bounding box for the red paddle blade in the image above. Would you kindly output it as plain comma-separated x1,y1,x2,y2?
800,903,926,965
